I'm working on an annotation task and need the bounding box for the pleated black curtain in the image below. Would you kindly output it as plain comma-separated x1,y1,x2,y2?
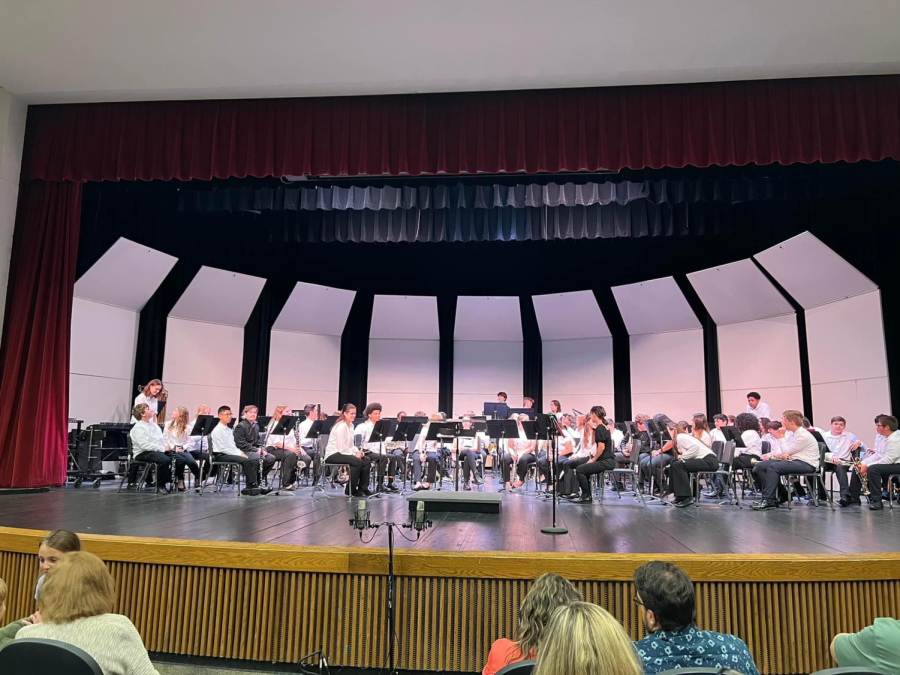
438,295,457,416
675,275,722,420
339,292,374,410
519,297,543,410
592,287,631,422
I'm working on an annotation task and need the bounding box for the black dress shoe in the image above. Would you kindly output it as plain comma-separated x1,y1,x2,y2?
752,499,779,510
675,498,695,508
463,482,471,491
241,488,260,496
869,501,885,510
384,484,400,494
361,488,374,496
259,487,272,495
351,490,365,497
838,497,861,507
573,495,592,504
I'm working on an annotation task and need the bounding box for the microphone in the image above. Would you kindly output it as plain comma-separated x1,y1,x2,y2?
409,500,432,538
350,499,369,537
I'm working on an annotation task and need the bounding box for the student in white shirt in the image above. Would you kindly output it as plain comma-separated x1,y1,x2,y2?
163,406,201,491
752,410,820,510
359,402,400,494
263,405,302,491
210,405,270,495
324,403,373,497
128,403,186,491
847,414,900,510
560,416,594,498
710,414,729,445
295,407,322,478
537,413,576,492
413,413,442,490
455,417,484,490
822,415,863,505
733,413,764,490
501,413,536,492
133,379,165,423
746,392,772,420
669,421,718,507
548,399,563,420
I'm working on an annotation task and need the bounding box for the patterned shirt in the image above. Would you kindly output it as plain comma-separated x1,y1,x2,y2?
635,625,760,675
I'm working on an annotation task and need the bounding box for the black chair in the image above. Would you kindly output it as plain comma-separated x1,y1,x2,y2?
657,668,730,674
691,441,742,509
610,438,646,506
809,668,889,674
782,442,835,511
0,637,103,674
496,659,536,675
116,436,166,494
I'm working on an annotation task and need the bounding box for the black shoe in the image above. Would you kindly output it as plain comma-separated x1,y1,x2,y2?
675,498,695,508
361,488,374,497
351,490,365,497
259,487,272,495
384,483,400,494
413,484,427,491
573,495,592,504
463,482,471,491
241,488,260,496
869,501,885,510
345,486,352,496
752,499,779,510
838,497,861,507
473,476,483,485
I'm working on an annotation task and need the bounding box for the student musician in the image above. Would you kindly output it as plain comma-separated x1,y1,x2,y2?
549,400,563,419
359,402,400,494
639,416,677,492
746,392,772,419
537,413,576,492
188,404,214,483
455,417,484,490
163,406,202,491
710,414,729,444
133,379,165,423
668,420,719,507
823,415,863,506
209,406,270,495
751,410,820,510
523,397,535,410
846,414,900,510
324,403,373,497
233,406,277,486
413,413,442,491
732,412,764,490
568,406,616,504
560,416,594,498
294,408,322,478
497,392,508,404
263,405,302,490
500,413,536,491
128,403,186,491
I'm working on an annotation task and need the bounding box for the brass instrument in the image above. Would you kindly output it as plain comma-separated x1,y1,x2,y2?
827,454,870,496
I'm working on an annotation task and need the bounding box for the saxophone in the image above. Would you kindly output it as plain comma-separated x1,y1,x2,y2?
853,457,871,496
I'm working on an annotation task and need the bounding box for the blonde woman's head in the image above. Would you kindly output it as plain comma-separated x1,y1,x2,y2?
514,573,581,659
40,551,115,624
534,602,642,675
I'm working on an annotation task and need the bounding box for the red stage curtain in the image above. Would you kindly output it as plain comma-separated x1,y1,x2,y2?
0,181,81,487
22,76,900,181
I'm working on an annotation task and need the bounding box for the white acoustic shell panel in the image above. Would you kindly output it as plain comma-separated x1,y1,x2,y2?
273,281,356,336
613,277,701,336
687,259,793,325
74,237,177,311
532,291,611,340
170,266,266,327
454,296,522,341
368,295,440,414
631,329,705,421
754,232,877,309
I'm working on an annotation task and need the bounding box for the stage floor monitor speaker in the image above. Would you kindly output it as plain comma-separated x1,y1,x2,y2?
407,492,502,515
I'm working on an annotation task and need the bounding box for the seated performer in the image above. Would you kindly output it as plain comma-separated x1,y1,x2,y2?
295,407,321,478
548,399,563,419
163,406,202,490
413,413,442,491
669,421,718,508
639,418,677,493
208,406,270,495
732,412,764,491
537,413,575,491
501,414,535,491
359,402,400,494
746,392,772,419
262,405,302,490
823,415,864,506
710,414,729,444
324,403,373,497
847,414,900,510
522,397,534,410
233,405,277,486
751,410,819,510
129,403,186,491
560,416,593,498
568,406,616,504
455,417,484,490
497,392,507,404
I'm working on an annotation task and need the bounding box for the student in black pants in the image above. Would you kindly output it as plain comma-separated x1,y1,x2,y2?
568,406,616,504
669,420,719,507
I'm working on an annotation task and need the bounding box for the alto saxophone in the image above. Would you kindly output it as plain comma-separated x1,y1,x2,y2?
853,457,871,496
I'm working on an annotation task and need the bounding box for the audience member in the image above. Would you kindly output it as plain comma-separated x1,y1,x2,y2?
533,602,643,675
633,561,759,675
0,579,19,651
482,573,580,675
830,617,900,673
35,529,82,601
17,551,159,675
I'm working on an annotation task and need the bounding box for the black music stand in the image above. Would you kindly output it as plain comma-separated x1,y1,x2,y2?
308,416,339,494
483,402,509,419
486,419,520,488
190,415,218,496
425,422,460,491
534,414,567,535
721,426,746,447
645,419,672,506
267,415,297,496
362,418,395,498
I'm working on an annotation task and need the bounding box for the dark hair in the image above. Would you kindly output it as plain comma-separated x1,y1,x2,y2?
734,413,759,435
877,415,899,432
713,414,728,424
766,420,783,431
802,416,812,428
40,530,82,554
497,391,507,399
747,392,761,400
728,415,736,423
589,406,606,422
550,400,561,413
397,411,406,418
654,413,675,428
217,405,231,415
633,561,695,631
363,402,382,418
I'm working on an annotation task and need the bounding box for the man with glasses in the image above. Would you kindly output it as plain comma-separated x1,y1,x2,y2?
847,414,900,510
210,405,271,496
633,561,759,675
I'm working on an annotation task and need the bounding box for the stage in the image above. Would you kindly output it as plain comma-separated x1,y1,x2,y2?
1,480,898,554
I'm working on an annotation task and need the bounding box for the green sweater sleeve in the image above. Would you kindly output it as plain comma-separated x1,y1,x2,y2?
0,620,26,651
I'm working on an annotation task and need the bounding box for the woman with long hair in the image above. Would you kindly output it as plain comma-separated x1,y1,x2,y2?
133,379,164,423
669,420,719,508
549,400,563,419
733,412,764,492
691,413,713,446
533,602,643,675
482,573,581,675
323,403,372,497
163,406,202,491
560,415,594,498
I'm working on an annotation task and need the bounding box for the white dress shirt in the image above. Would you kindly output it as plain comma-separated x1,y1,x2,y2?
778,426,819,466
324,421,357,459
129,420,166,457
676,434,716,461
761,432,780,454
865,429,900,467
133,393,159,423
611,428,625,450
747,401,772,419
163,421,191,450
210,422,241,456
737,430,763,458
296,418,315,449
358,419,385,454
822,430,860,462
710,428,726,445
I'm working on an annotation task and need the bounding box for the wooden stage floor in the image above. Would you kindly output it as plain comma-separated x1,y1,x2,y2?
3,479,899,555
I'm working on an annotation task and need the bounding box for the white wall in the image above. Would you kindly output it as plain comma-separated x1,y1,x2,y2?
163,317,243,416
267,330,341,414
631,329,705,421
68,298,139,424
0,89,26,338
542,337,615,420
718,316,803,418
806,290,889,435
453,341,523,415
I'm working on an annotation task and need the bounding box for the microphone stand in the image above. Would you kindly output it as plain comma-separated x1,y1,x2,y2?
541,414,568,535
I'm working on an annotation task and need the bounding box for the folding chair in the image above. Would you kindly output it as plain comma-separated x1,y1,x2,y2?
782,442,835,511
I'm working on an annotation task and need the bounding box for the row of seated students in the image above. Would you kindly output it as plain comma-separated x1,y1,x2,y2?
482,560,900,675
